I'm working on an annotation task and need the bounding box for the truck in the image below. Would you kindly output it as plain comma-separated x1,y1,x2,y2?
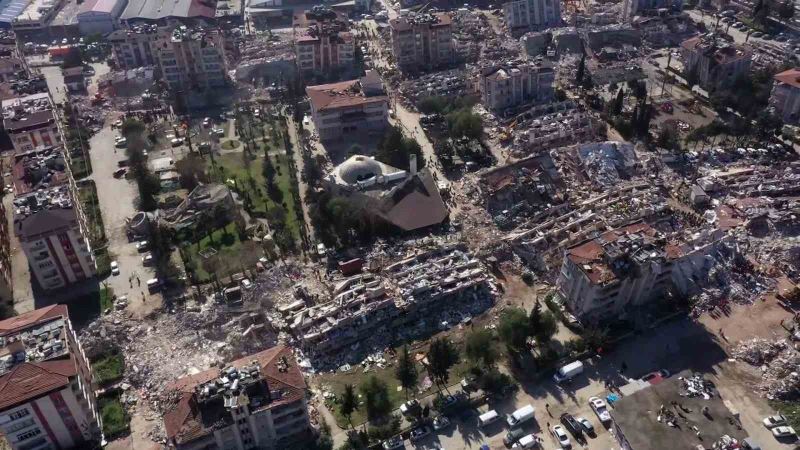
506,404,536,428
553,360,584,383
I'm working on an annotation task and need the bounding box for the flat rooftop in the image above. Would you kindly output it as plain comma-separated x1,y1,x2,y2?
0,0,31,24
612,372,746,450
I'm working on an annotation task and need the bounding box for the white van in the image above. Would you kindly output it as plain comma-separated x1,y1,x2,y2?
478,410,499,427
507,404,536,427
553,360,584,383
512,433,539,449
146,278,161,293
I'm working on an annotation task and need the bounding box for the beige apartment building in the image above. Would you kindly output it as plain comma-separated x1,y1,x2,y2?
680,34,751,92
306,75,388,141
389,12,453,72
479,59,555,112
503,0,561,30
771,68,800,124
0,305,102,450
294,8,354,75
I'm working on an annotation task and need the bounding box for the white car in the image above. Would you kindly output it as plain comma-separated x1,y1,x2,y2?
170,137,183,147
317,243,326,256
115,137,127,148
763,414,787,428
382,437,404,449
241,279,253,289
589,397,611,423
772,426,796,438
110,261,120,276
552,425,571,448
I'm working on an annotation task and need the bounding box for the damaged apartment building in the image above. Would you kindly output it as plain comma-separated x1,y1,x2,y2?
478,58,554,113
680,34,752,93
557,221,731,324
504,101,598,157
278,245,491,363
389,12,454,72
293,6,354,77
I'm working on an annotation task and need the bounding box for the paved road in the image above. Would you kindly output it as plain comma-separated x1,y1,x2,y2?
86,117,157,312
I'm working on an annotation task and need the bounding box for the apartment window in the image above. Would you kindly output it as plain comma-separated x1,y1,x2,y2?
8,409,30,421
16,428,41,442
38,261,54,269
5,419,35,433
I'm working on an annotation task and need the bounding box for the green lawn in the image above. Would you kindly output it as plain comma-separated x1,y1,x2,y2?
221,139,240,150
99,394,129,438
78,182,106,247
772,400,800,429
93,352,124,386
207,151,301,240
182,222,263,283
99,285,114,311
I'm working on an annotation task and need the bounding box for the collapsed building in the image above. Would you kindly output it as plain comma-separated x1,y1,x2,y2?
323,154,449,231
575,141,638,187
12,146,67,195
277,244,492,363
161,183,240,231
399,68,472,106
504,102,598,157
557,220,730,324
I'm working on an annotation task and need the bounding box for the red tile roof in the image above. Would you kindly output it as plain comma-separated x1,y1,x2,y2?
774,68,800,90
0,304,68,335
306,79,388,112
0,359,77,410
163,346,307,445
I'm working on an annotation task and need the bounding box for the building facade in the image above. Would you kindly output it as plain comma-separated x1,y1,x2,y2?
0,305,102,450
306,76,388,141
294,8,354,75
11,0,64,32
503,0,561,30
163,346,311,450
557,221,728,324
77,0,128,35
0,199,12,310
771,68,800,124
479,59,554,111
680,35,751,92
622,0,682,20
2,93,61,154
389,12,453,72
14,186,96,291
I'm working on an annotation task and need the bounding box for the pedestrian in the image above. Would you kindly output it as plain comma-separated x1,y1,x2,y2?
546,421,550,429
546,403,552,417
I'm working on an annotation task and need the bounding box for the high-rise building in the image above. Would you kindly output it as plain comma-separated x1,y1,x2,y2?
389,12,453,72
294,7,354,75
502,0,561,30
163,345,311,450
680,34,751,92
0,305,102,450
479,59,555,111
13,185,96,291
622,0,683,20
771,68,800,125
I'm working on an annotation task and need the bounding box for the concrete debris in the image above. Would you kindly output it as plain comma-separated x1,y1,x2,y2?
732,338,800,400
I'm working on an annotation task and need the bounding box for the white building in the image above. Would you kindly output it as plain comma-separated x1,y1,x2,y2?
14,186,96,291
0,305,102,450
479,59,554,112
503,0,561,30
771,68,800,125
163,346,311,450
389,12,454,72
77,0,127,35
11,0,63,31
306,76,388,141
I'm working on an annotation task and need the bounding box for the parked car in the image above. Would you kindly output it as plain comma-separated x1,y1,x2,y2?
400,400,420,416
382,437,404,449
113,168,127,178
772,426,796,438
504,428,527,447
241,279,253,289
110,261,120,276
410,426,431,442
512,434,539,449
170,137,183,147
560,413,583,437
433,415,451,431
437,394,458,410
763,414,788,428
589,397,611,422
552,425,571,448
142,253,154,266
641,369,671,383
136,241,149,252
317,243,326,256
115,137,127,148
576,416,595,435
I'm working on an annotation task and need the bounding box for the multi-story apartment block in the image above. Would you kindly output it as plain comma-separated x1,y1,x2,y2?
2,93,61,154
479,59,554,112
306,75,388,141
0,199,12,310
11,0,65,32
13,185,96,291
163,345,311,449
108,25,228,91
0,58,25,82
622,0,682,20
680,34,751,92
503,0,561,30
557,221,729,324
771,68,800,124
294,10,354,76
389,12,453,72
0,304,102,450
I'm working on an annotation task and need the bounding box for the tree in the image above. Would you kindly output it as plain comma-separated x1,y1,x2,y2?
534,311,558,346
395,345,418,400
175,154,208,191
360,376,392,422
375,126,425,172
498,308,530,354
262,153,276,188
427,338,460,392
465,329,498,368
446,109,483,140
576,54,586,86
339,384,358,430
612,87,625,115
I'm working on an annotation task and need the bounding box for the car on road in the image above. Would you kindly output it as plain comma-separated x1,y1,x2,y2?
560,413,583,437
317,243,326,256
113,168,127,178
504,428,526,447
410,426,431,442
211,128,225,137
576,417,594,435
589,397,611,423
115,137,127,148
437,394,458,410
772,426,796,438
763,414,787,428
202,117,212,128
752,31,763,38
641,369,670,383
136,241,149,252
142,253,154,266
170,137,183,147
110,261,120,276
433,415,451,431
552,425,571,448
382,437,404,449
400,399,420,416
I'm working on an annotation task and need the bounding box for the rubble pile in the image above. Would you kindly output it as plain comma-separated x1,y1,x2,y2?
680,373,716,399
733,338,800,400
